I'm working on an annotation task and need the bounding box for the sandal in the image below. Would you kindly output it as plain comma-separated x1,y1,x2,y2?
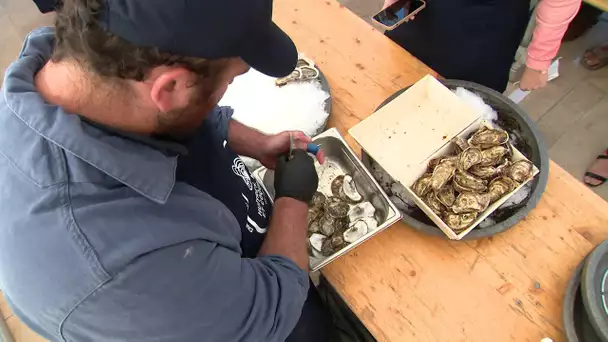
584,153,608,187
581,45,608,70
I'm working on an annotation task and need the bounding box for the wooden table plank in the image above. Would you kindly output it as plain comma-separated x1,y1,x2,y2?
275,1,608,341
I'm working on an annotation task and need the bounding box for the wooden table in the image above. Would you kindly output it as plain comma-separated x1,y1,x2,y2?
275,0,608,341
584,0,608,12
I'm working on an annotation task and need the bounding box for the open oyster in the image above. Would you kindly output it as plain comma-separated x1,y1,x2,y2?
412,173,432,197
458,147,482,171
436,184,456,207
444,212,478,232
425,191,446,216
468,127,509,149
430,157,457,191
452,136,469,153
342,175,364,203
309,233,326,254
348,201,375,222
479,145,510,167
318,215,348,236
326,197,350,218
452,192,491,214
506,160,534,183
343,217,377,243
330,176,345,198
310,191,326,208
453,170,488,193
487,176,519,202
321,233,347,256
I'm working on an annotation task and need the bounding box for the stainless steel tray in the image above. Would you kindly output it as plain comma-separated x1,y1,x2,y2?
252,128,401,271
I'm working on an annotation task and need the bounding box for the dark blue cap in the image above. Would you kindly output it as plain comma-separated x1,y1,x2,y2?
99,0,298,77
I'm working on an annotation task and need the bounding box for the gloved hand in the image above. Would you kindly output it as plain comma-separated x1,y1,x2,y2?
274,150,319,203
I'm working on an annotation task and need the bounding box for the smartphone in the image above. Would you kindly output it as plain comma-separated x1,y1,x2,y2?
372,0,426,31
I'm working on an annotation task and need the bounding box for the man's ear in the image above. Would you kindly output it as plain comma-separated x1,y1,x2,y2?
149,68,192,113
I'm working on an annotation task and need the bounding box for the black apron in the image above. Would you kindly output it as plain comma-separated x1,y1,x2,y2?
386,0,531,92
176,121,333,342
176,120,271,258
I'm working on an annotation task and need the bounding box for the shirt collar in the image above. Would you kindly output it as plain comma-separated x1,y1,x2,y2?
2,28,177,204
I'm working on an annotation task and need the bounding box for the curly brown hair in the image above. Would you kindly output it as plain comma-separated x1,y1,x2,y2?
52,0,228,82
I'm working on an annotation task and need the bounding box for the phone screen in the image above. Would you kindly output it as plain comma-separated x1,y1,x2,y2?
373,0,424,27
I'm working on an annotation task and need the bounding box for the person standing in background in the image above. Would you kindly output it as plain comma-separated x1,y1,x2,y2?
383,0,581,92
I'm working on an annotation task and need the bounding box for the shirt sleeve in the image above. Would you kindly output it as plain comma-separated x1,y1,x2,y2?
206,106,234,142
60,240,309,342
526,0,581,70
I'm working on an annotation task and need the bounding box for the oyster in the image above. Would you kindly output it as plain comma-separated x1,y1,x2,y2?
452,136,469,153
343,217,377,243
321,233,347,256
275,69,302,87
457,147,482,171
325,197,350,218
453,170,488,193
506,160,534,183
425,191,446,216
436,184,456,207
495,158,512,176
309,233,326,253
487,176,519,202
339,175,363,203
412,173,433,197
468,164,497,179
309,216,322,234
310,191,326,208
318,215,348,236
430,157,457,191
330,175,345,198
307,207,323,227
479,145,510,167
348,201,376,222
452,192,491,214
444,212,478,232
468,127,509,149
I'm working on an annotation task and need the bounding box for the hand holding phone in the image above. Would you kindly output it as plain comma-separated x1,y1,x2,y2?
372,0,426,31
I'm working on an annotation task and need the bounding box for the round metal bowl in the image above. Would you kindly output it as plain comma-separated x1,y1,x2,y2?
360,79,549,240
564,259,602,342
582,241,608,341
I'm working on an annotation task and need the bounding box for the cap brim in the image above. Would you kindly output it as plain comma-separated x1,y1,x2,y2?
240,22,298,78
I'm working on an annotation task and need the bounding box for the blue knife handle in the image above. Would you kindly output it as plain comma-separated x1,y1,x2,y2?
306,143,320,155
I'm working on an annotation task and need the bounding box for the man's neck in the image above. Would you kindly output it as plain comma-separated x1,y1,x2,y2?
35,61,157,135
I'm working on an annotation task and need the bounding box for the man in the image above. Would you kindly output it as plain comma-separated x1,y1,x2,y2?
0,0,332,341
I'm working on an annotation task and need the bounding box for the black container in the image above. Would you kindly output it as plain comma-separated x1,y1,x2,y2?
361,79,549,240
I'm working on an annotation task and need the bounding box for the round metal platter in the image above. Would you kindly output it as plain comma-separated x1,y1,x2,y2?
564,259,602,342
582,241,608,342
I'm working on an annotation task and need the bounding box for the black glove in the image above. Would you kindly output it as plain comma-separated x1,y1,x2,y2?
274,150,319,203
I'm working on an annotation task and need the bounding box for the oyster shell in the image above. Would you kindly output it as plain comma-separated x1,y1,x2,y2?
347,201,376,222
318,215,349,236
479,145,510,167
452,136,470,153
506,160,534,183
307,207,324,227
468,127,509,149
321,233,347,256
427,158,442,172
343,219,377,243
425,191,446,216
326,197,350,218
444,212,478,232
412,173,433,197
309,233,326,253
430,157,457,191
487,176,519,202
330,175,345,198
453,170,488,193
436,184,456,207
309,216,322,234
341,175,363,203
452,192,491,214
310,191,326,208
457,147,482,171
468,164,497,179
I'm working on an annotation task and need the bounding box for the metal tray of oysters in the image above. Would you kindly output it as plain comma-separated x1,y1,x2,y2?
252,128,401,271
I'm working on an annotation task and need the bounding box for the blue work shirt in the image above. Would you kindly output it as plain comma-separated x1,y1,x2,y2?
0,28,308,342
